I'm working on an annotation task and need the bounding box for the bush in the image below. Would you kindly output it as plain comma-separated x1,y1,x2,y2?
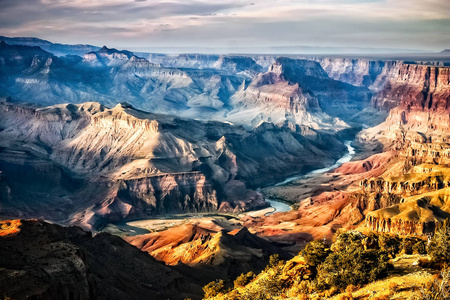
412,240,427,255
416,268,450,299
203,280,226,298
300,240,330,267
234,271,256,288
316,231,392,291
265,254,284,270
378,234,401,258
346,284,359,293
428,219,450,263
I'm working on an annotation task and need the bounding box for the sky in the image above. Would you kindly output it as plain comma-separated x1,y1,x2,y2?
0,0,449,52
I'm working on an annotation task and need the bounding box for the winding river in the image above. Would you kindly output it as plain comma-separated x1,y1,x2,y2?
264,141,355,215
107,141,356,235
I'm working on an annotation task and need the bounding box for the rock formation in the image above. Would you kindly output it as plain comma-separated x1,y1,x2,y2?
0,100,345,230
254,63,450,240
0,219,202,300
126,223,291,283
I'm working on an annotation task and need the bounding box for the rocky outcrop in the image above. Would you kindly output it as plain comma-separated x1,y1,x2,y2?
365,187,450,236
0,219,202,300
371,63,450,112
230,57,373,126
82,46,136,67
0,101,346,230
314,57,386,88
0,41,52,74
126,224,290,283
115,172,219,214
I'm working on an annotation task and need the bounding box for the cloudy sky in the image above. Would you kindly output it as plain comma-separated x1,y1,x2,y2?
1,0,449,52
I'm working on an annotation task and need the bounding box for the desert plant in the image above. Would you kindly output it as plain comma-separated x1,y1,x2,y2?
265,254,284,271
378,233,401,258
316,231,392,291
203,280,226,298
428,219,450,263
300,240,330,267
234,271,256,288
412,240,427,254
345,284,359,293
416,268,450,299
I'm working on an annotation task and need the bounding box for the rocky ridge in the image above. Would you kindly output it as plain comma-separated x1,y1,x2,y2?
0,100,345,230
0,219,202,300
253,63,450,240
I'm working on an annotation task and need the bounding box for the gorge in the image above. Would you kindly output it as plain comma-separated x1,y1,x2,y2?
1,36,450,300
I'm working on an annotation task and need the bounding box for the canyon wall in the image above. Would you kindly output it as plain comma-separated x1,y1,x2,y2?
0,100,345,229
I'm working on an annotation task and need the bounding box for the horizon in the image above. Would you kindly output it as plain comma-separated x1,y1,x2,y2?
2,35,449,56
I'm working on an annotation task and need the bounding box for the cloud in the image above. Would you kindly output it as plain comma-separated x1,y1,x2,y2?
0,0,448,51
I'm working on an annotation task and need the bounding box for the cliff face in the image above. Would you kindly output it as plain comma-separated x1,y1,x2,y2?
316,58,386,88
365,187,450,236
0,100,346,230
251,63,450,240
227,57,373,129
372,63,450,112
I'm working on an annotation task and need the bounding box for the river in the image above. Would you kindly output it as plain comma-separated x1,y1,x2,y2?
264,141,355,215
106,140,355,234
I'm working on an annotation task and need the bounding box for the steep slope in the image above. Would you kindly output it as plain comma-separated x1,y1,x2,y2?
227,57,372,128
0,41,53,78
371,63,450,112
0,219,202,300
248,64,450,244
314,57,387,88
126,224,290,283
0,100,345,230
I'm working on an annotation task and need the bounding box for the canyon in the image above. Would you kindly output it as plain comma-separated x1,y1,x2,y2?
1,37,450,299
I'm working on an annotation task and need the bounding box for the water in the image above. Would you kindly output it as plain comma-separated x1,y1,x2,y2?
108,141,356,231
274,141,355,187
266,141,355,214
265,198,292,216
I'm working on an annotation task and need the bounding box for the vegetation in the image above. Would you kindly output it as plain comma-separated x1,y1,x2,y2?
203,230,396,299
416,268,450,300
203,280,226,298
428,219,450,263
412,240,427,254
316,231,392,291
234,272,256,288
202,224,450,299
300,240,329,267
377,233,400,258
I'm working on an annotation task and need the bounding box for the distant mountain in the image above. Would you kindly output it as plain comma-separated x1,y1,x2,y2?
441,49,450,55
0,36,100,56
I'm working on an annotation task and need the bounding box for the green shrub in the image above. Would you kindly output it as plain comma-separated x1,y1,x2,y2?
378,234,401,258
416,268,450,299
317,231,392,291
265,254,284,271
300,240,330,267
